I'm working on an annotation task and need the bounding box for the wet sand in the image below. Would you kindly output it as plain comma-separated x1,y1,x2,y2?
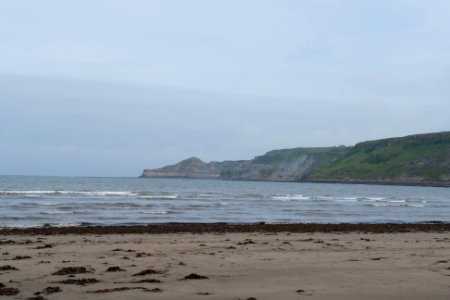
0,224,449,299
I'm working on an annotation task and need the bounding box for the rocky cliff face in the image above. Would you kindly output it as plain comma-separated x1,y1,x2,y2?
141,147,347,182
141,131,450,187
141,157,221,179
217,154,320,181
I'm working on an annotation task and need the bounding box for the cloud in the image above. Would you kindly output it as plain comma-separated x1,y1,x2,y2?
0,1,449,175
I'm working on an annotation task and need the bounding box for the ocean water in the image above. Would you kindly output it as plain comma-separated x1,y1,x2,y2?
0,175,449,227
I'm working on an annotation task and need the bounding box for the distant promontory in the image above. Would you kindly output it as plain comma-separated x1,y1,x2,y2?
141,131,450,187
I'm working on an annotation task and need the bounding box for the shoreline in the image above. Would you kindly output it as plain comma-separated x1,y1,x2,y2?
2,222,450,235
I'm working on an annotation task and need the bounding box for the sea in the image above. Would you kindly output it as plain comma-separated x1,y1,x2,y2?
0,175,449,227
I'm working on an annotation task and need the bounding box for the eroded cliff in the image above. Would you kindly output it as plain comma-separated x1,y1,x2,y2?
141,131,450,186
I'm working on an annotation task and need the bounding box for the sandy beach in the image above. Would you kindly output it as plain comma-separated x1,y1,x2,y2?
0,225,449,299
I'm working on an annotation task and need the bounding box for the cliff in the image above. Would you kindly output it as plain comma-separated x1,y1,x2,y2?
141,131,450,187
307,131,450,186
141,157,221,179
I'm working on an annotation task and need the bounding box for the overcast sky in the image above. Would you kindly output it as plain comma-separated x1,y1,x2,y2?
1,0,449,177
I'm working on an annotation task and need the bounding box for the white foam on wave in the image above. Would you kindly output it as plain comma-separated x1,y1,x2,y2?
0,190,137,197
140,211,169,215
407,204,426,208
314,196,335,200
314,196,359,202
369,203,425,208
59,191,137,196
359,197,411,203
333,198,358,203
139,195,178,200
40,211,74,215
1,190,57,195
40,202,61,206
364,197,386,201
271,195,310,201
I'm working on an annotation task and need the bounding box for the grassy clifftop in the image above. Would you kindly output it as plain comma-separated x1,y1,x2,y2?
307,132,450,184
252,146,348,166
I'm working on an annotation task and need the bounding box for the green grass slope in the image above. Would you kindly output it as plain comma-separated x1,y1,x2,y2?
308,132,450,184
252,146,348,166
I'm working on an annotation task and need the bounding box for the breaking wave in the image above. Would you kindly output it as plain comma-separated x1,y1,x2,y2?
139,195,178,199
0,190,137,197
271,195,310,201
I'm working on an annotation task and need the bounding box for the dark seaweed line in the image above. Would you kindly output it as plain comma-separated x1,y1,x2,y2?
1,222,450,235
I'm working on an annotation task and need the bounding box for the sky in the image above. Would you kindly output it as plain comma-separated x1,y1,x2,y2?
1,0,449,177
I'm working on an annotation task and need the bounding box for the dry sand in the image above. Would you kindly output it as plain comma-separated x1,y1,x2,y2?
0,230,449,299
